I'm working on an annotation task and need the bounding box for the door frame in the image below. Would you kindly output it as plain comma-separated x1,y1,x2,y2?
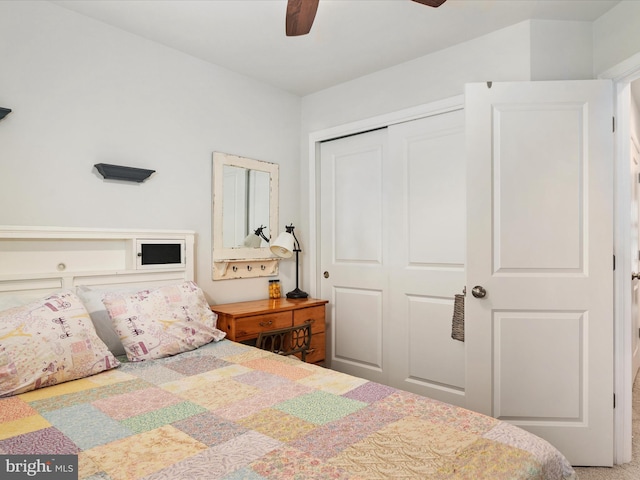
600,51,640,465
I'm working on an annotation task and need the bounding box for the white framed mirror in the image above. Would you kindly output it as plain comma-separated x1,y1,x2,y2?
212,152,279,280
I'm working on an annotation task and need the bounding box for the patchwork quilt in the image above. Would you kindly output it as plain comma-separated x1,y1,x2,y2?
0,340,576,480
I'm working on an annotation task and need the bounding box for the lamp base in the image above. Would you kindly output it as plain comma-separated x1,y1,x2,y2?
286,288,308,299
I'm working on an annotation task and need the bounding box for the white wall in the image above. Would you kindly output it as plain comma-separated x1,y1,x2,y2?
594,0,640,76
2,1,638,305
0,1,301,304
299,21,534,290
530,20,593,81
301,21,532,135
300,18,600,138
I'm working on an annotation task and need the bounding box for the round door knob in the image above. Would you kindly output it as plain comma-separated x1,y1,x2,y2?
633,272,640,280
471,285,487,298
323,271,330,278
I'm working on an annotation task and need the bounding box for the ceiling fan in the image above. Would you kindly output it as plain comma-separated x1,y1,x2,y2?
286,0,447,36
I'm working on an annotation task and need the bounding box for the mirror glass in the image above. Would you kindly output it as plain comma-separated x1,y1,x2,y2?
222,165,271,248
212,152,279,267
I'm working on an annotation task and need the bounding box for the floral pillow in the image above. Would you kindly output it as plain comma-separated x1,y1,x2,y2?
0,291,120,397
101,281,226,362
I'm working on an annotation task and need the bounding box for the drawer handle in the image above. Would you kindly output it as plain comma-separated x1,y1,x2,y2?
304,319,315,325
259,320,273,327
308,348,316,354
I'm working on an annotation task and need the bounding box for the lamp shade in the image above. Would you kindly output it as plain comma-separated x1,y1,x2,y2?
270,231,295,258
243,233,263,248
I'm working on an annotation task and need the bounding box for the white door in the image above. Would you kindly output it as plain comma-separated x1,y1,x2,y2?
465,80,614,466
319,109,467,405
386,111,467,405
320,128,390,384
631,135,640,380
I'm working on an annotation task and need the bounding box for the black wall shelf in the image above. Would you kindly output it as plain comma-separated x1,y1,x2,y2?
94,163,155,183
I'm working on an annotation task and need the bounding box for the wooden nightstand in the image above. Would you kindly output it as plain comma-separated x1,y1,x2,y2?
211,298,328,364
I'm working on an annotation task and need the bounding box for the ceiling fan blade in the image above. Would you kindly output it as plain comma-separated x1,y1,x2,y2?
411,0,447,7
286,0,319,36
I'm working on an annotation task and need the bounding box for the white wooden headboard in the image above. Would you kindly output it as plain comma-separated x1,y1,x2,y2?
0,226,195,302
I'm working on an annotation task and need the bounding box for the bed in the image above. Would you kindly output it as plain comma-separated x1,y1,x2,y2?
0,227,576,480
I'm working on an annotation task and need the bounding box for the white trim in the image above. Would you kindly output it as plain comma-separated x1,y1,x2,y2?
600,52,640,84
306,95,464,297
613,81,633,465
600,60,640,465
211,152,279,262
308,95,465,145
0,225,195,238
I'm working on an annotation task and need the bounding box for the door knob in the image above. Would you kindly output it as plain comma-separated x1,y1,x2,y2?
633,272,640,280
471,285,487,298
323,271,330,278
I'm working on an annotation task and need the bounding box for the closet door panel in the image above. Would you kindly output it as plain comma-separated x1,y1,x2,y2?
320,129,389,382
407,124,465,266
387,109,467,406
407,295,465,389
333,147,382,263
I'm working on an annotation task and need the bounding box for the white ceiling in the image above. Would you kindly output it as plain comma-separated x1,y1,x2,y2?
51,0,621,96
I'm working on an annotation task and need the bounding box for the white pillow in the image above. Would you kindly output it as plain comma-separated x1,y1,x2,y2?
101,281,226,362
76,286,129,357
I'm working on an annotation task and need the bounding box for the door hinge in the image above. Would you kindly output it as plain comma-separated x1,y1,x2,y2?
613,116,616,133
613,254,616,270
614,393,616,409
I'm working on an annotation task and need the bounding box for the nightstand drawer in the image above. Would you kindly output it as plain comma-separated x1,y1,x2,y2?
306,332,326,364
234,312,292,341
293,306,325,333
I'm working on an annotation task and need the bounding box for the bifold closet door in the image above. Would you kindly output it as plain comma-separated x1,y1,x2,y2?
319,109,467,406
